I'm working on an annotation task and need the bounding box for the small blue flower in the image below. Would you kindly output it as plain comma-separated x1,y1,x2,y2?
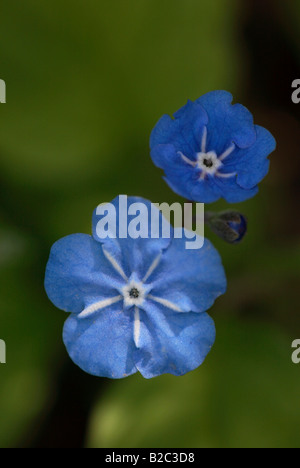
150,90,276,203
45,196,226,379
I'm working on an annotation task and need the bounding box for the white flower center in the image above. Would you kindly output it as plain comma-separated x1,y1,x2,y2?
122,281,145,307
196,150,222,176
178,126,237,180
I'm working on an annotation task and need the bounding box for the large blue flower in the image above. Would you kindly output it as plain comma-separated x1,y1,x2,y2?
150,91,276,203
45,196,226,379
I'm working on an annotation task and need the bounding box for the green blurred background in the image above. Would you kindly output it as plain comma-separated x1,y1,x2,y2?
0,0,300,448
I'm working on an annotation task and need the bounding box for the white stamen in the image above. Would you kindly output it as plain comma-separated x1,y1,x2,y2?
216,171,236,178
143,254,161,283
201,126,208,153
148,294,183,312
78,295,122,319
219,143,235,161
179,152,197,167
102,248,128,281
178,137,236,183
134,306,141,347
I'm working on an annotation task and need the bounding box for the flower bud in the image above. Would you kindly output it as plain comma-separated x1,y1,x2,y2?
205,210,247,244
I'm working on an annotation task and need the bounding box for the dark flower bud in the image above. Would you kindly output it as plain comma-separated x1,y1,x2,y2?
205,210,247,244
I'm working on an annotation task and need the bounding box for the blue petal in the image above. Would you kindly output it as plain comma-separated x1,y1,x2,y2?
196,90,257,154
151,143,195,170
148,231,227,313
150,101,208,157
152,146,223,203
213,174,259,202
190,176,222,203
150,114,194,157
164,171,222,203
134,303,216,378
161,161,206,201
224,125,276,189
63,302,137,379
92,196,172,281
229,215,247,243
45,234,125,314
162,175,195,201
172,100,209,150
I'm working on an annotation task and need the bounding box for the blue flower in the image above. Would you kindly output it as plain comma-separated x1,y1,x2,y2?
150,90,276,203
45,196,226,379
